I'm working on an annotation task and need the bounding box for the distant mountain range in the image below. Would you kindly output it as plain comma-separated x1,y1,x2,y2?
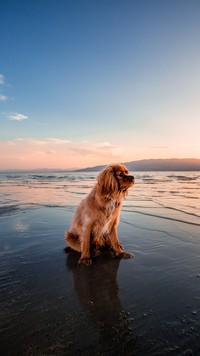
75,158,200,172
1,158,200,173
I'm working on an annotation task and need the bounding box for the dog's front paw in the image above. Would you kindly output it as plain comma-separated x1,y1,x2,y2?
92,249,102,258
118,251,134,259
78,257,92,266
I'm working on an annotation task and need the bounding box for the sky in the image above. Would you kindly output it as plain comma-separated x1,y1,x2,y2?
0,0,200,170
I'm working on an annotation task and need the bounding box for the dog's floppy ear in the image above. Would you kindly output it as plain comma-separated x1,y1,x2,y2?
97,166,118,196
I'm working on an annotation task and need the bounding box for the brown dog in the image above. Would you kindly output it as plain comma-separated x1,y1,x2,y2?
65,164,135,265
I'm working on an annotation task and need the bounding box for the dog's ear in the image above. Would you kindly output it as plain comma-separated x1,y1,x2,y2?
97,166,118,196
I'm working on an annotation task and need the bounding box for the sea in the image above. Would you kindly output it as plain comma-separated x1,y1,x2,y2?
0,170,199,224
0,170,200,355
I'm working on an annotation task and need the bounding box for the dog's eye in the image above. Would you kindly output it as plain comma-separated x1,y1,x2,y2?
119,172,124,177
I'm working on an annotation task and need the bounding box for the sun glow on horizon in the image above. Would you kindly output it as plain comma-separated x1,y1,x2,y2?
0,135,199,170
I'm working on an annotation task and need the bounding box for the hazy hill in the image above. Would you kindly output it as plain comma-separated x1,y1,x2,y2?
75,158,200,172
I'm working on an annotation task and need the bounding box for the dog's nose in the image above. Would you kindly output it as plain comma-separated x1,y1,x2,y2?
128,175,134,182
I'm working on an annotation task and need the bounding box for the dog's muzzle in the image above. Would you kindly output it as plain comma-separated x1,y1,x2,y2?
124,175,134,184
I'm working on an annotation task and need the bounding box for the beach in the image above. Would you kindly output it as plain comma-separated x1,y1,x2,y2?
0,171,200,355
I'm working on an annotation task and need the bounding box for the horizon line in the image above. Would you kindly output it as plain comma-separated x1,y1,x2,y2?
0,157,200,172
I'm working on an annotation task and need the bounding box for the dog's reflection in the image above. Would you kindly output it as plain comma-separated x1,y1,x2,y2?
66,251,137,352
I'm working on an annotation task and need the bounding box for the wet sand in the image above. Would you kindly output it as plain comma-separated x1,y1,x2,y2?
1,205,200,355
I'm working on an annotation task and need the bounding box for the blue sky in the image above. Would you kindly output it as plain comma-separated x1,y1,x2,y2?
0,0,200,169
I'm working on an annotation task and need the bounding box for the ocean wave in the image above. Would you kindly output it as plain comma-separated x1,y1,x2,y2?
30,174,96,181
164,205,200,218
122,208,200,227
121,217,200,246
5,174,22,179
142,178,172,184
167,174,200,181
0,205,20,216
31,174,57,179
0,203,65,216
0,172,97,184
31,174,79,181
0,172,199,224
121,217,181,239
151,199,200,218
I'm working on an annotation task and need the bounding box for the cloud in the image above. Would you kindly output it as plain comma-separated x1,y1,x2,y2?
0,74,5,85
96,142,117,151
0,77,27,122
147,146,169,149
0,137,123,170
48,138,71,144
15,138,47,145
14,138,70,145
68,141,123,159
7,112,29,121
0,74,8,102
69,147,96,156
45,150,56,155
0,94,8,102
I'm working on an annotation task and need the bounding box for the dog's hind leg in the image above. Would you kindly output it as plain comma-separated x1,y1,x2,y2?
65,231,81,252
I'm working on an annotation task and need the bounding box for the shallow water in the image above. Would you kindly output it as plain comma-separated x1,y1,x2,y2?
0,171,200,355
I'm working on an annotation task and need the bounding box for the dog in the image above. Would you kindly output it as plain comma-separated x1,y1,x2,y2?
65,164,135,265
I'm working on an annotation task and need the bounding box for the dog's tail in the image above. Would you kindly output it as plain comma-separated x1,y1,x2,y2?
65,231,81,253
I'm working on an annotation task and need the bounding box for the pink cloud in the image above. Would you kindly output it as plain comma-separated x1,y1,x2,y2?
0,138,123,170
